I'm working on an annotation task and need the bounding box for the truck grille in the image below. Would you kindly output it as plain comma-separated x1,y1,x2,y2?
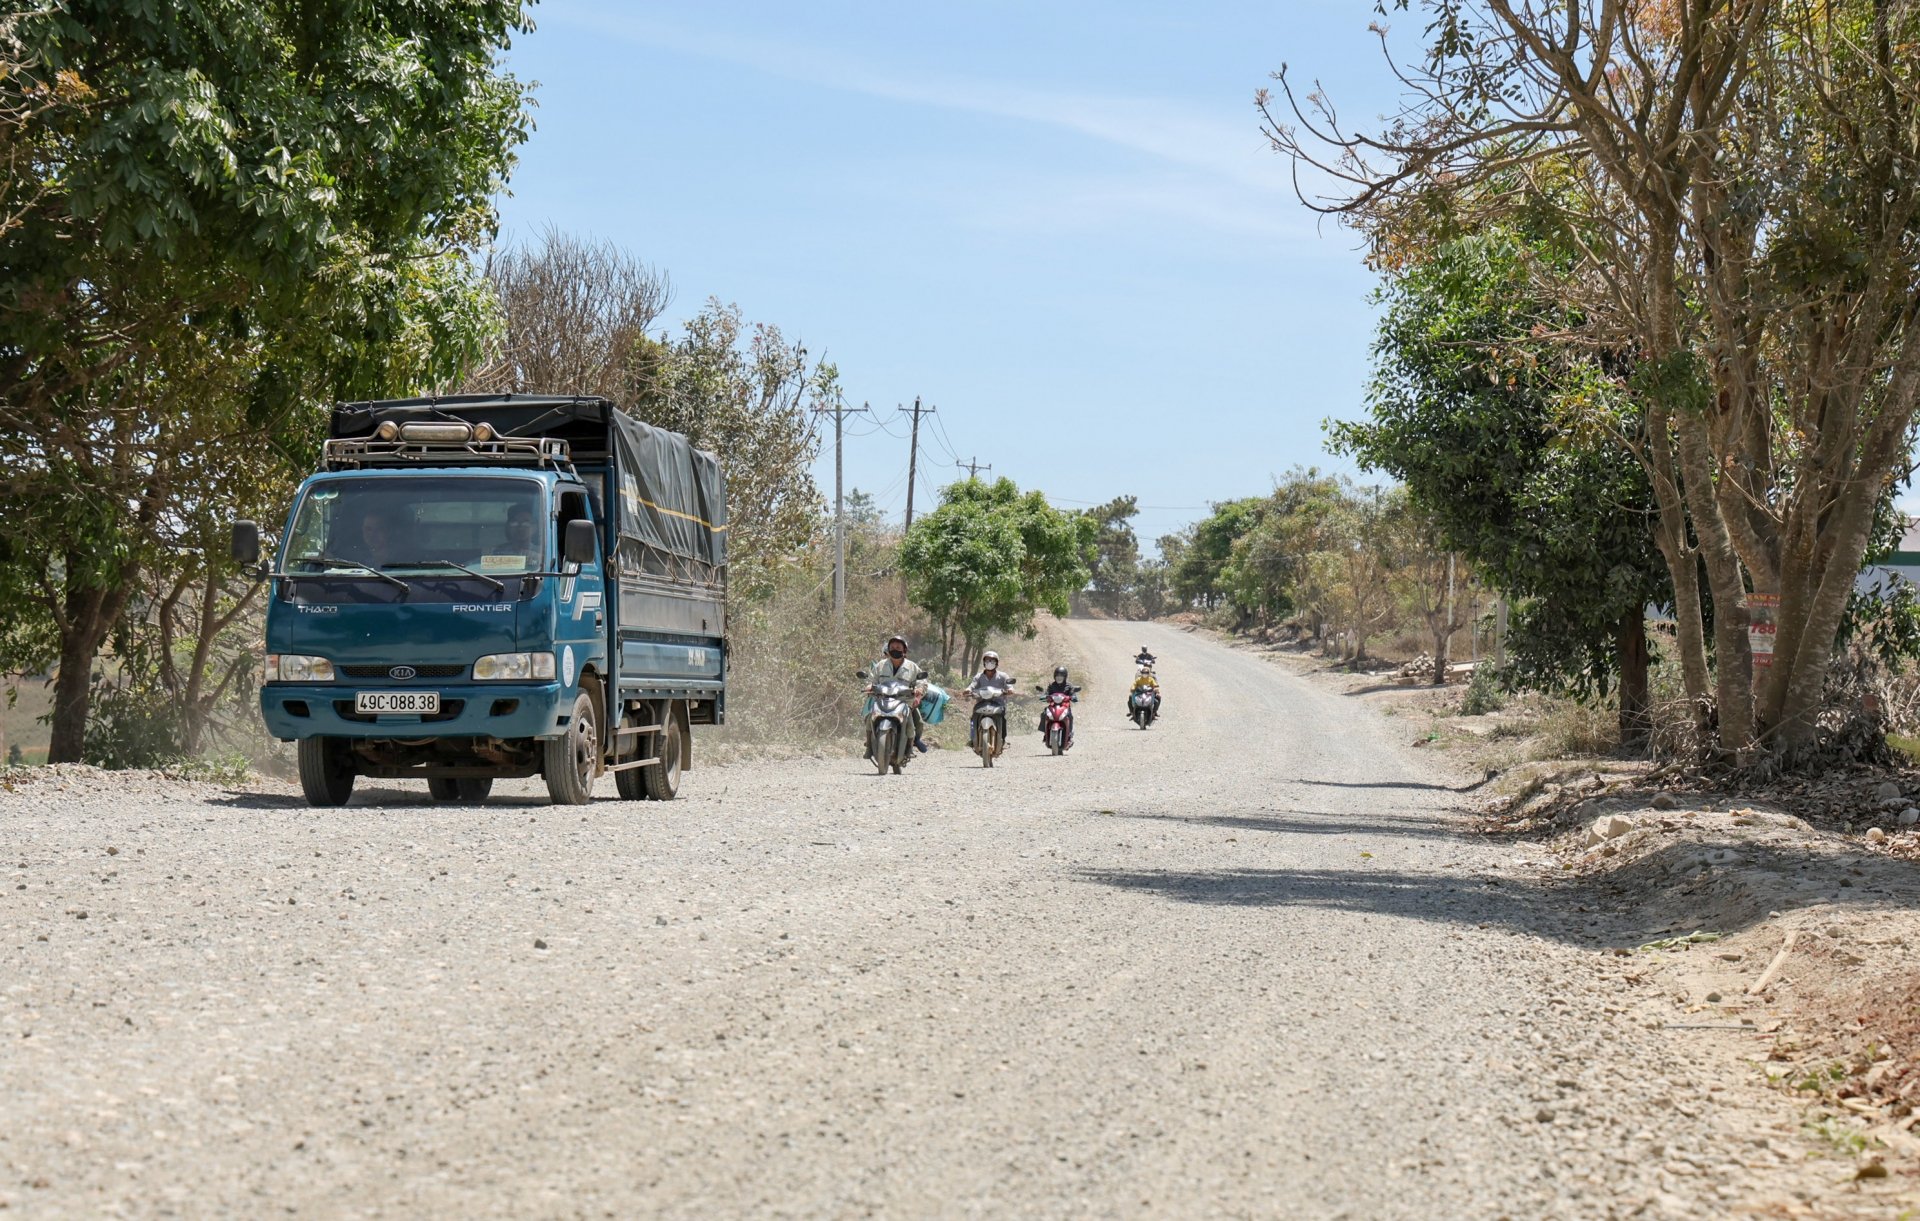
334,699,464,724
340,663,467,679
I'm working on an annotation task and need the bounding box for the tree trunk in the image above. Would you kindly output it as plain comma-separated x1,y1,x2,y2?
48,576,127,763
1429,610,1451,686
1770,477,1882,755
1617,608,1651,750
1677,419,1755,753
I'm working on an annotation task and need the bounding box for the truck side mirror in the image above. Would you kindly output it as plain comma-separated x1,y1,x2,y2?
563,518,597,565
231,520,260,566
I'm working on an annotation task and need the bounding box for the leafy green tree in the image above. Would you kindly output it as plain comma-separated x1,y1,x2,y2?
901,477,1095,673
1271,0,1920,762
1170,499,1263,611
0,0,531,760
1330,230,1668,742
1085,495,1141,616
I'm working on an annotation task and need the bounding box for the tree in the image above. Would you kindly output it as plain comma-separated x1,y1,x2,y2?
1330,229,1668,739
1268,0,1920,763
0,0,530,760
467,235,827,602
1085,495,1141,616
1220,469,1349,632
626,302,825,598
901,477,1096,673
467,228,672,393
1170,499,1264,612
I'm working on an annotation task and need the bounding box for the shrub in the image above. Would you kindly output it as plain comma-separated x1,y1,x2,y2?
1461,665,1507,715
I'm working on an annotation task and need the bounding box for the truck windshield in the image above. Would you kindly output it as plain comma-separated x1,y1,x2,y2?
286,477,546,578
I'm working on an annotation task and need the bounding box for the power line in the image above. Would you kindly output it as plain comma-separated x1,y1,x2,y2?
927,410,960,463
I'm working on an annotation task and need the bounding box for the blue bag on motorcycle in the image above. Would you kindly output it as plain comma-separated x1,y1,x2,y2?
917,684,950,725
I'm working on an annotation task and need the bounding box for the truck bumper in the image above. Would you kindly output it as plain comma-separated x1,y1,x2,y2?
261,682,571,741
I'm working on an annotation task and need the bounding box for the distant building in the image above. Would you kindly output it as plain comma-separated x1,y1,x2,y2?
1859,520,1920,595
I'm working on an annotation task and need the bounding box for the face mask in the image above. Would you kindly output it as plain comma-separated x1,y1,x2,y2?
888,649,904,660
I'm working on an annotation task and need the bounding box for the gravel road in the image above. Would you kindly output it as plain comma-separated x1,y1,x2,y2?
3,621,1859,1217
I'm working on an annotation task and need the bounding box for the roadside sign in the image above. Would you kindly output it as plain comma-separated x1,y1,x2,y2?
1749,593,1779,669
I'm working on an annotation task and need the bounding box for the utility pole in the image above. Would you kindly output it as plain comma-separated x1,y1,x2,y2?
815,395,869,615
956,457,991,479
900,396,935,532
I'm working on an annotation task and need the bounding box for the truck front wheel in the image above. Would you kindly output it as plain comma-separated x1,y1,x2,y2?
544,692,598,805
297,737,355,807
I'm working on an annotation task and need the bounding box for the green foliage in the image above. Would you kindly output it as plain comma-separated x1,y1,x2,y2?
1329,229,1667,699
82,680,187,771
0,0,532,760
1085,495,1142,615
900,477,1095,670
1460,666,1506,716
1169,498,1263,611
625,301,825,599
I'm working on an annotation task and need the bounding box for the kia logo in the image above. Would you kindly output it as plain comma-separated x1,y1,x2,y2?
388,665,417,680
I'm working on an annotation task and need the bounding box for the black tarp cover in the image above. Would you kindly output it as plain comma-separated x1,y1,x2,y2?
611,410,727,568
330,394,727,568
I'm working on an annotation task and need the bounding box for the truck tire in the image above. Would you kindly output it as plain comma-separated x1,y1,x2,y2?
640,715,682,800
428,777,493,803
543,692,598,805
613,712,649,801
297,737,355,807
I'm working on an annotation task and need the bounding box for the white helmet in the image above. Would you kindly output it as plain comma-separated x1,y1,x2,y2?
982,650,1000,665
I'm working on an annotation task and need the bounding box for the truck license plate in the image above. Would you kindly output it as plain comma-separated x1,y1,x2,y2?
355,691,440,715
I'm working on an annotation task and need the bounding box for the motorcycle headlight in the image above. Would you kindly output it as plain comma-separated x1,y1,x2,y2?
473,651,557,681
266,654,334,682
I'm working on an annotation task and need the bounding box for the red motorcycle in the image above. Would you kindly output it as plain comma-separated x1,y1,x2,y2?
1036,685,1079,756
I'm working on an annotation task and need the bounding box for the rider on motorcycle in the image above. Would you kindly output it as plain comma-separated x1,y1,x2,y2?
867,634,929,757
1039,666,1075,747
963,650,1016,748
1134,646,1158,669
1131,663,1160,697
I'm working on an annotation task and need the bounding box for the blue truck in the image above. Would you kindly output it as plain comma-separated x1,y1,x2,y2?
234,395,727,807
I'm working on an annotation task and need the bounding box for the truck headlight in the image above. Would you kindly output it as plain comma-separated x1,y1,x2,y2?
266,654,335,682
473,652,556,681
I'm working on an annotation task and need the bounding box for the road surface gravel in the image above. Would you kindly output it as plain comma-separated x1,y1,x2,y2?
2,620,1861,1216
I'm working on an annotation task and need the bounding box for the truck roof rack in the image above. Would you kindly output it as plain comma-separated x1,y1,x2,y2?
322,435,577,473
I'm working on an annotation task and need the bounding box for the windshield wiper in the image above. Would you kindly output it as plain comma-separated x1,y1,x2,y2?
287,553,412,594
390,558,505,594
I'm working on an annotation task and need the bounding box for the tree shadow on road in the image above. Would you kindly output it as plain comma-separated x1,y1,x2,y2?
1075,837,1920,947
1108,808,1466,841
1295,776,1497,794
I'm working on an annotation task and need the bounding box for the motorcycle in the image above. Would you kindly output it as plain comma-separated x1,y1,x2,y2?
969,691,1009,767
1128,683,1160,729
858,670,917,775
1035,685,1079,756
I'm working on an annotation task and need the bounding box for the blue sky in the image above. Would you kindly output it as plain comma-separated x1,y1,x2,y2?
494,2,1417,549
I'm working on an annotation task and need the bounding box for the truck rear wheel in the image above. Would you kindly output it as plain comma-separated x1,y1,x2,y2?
614,707,681,801
297,737,355,807
428,777,493,803
639,716,682,800
543,692,598,805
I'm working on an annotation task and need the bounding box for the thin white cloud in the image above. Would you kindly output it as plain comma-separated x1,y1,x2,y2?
550,7,1310,228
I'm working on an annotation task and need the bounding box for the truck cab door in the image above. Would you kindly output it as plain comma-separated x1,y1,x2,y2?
554,489,607,694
